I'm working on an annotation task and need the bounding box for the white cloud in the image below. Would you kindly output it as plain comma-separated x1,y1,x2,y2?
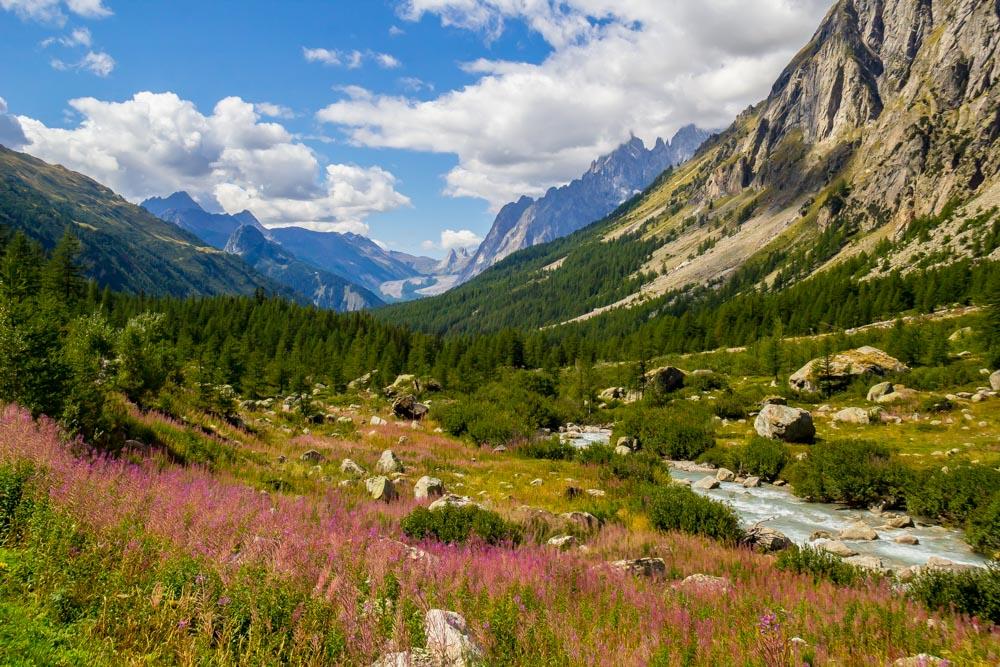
50,49,114,76
399,77,433,93
389,25,405,36
255,102,295,119
304,47,401,70
0,97,28,149
1,0,110,23
16,91,411,232
440,228,482,250
41,26,91,47
318,0,831,207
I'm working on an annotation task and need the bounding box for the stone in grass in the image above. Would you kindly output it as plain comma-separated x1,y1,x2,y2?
675,574,733,594
893,655,949,667
560,511,602,532
742,525,792,553
365,476,398,502
425,609,485,667
414,475,446,500
428,494,477,511
609,557,666,577
547,534,580,550
694,476,720,490
375,449,404,474
300,449,325,463
340,458,365,476
754,405,815,443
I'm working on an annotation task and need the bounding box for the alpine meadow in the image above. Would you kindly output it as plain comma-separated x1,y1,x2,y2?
1,1,1000,665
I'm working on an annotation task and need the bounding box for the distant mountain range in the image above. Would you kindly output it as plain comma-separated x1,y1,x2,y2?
0,145,280,298
460,125,712,282
141,191,269,249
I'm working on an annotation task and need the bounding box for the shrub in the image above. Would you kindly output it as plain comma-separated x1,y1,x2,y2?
918,396,954,413
0,462,36,544
786,440,911,507
401,505,522,546
576,443,614,466
515,438,575,461
967,495,1000,557
739,438,789,481
647,485,743,543
906,465,1000,525
908,566,1000,624
607,452,665,484
614,404,715,460
696,446,736,470
775,545,864,586
711,394,748,420
686,372,727,392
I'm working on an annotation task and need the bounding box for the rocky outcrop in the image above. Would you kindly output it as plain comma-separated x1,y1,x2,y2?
754,405,816,442
789,347,907,393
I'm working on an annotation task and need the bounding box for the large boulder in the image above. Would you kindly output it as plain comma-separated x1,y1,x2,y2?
743,525,793,553
866,381,895,402
609,557,666,577
832,407,871,424
694,476,720,490
347,370,377,390
425,609,485,667
819,540,858,557
991,370,1000,391
560,511,602,532
754,404,815,443
383,374,419,398
392,394,430,421
340,458,365,476
644,366,686,393
429,494,477,511
789,346,908,393
839,521,879,541
376,449,404,474
715,468,736,482
300,449,325,463
366,476,398,502
414,475,446,500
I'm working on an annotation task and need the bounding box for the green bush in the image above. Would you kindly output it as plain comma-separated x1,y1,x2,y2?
908,566,1000,624
576,444,614,466
515,438,575,461
967,495,1000,557
696,446,735,470
607,452,665,484
739,437,789,481
613,404,715,460
918,396,954,413
711,394,748,419
906,464,1000,525
401,505,522,546
0,463,36,544
786,440,911,507
686,372,727,392
775,545,864,586
647,485,743,543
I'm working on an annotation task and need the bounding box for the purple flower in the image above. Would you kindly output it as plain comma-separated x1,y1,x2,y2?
194,574,206,585
177,619,189,630
217,596,231,606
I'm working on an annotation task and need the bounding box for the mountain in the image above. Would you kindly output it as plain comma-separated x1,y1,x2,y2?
437,247,473,275
141,192,269,249
459,125,712,281
382,0,1000,335
224,225,383,311
0,145,278,297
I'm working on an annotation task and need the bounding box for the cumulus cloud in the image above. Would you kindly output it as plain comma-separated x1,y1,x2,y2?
1,0,110,23
255,102,295,119
318,0,831,207
16,91,411,232
0,97,28,149
439,228,482,250
303,47,402,70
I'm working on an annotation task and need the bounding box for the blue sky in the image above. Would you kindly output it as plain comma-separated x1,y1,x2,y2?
0,0,831,256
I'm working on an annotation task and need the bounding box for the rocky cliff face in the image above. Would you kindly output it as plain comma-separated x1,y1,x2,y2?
460,125,711,281
141,192,269,250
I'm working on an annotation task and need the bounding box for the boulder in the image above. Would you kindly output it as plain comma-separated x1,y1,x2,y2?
881,514,914,529
893,655,948,667
599,386,626,401
376,449,404,474
809,530,833,541
560,511,602,532
425,609,484,667
676,574,732,594
369,416,388,426
894,534,919,545
614,445,633,456
371,651,433,667
991,370,1000,391
820,540,858,557
839,522,879,541
392,394,430,421
300,449,325,463
414,476,445,500
694,476,720,490
742,476,761,488
609,557,666,577
761,396,787,406
429,494,477,511
715,468,736,482
754,405,815,443
832,407,871,424
366,476,397,502
743,525,793,553
339,458,365,476
644,366,686,393
844,555,886,572
866,381,895,402
383,374,419,398
547,535,580,550
875,387,917,404
789,346,908,393
347,370,377,390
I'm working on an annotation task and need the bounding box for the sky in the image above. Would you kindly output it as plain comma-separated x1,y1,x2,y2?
0,0,832,257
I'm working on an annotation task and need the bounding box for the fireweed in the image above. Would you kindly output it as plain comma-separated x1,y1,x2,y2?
0,404,997,665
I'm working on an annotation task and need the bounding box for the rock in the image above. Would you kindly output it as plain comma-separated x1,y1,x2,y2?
894,534,919,545
742,476,761,488
614,444,633,456
839,522,879,541
300,449,325,463
339,458,365,476
809,530,833,541
609,557,666,577
644,366,686,393
893,655,948,667
371,651,434,667
586,488,606,497
991,370,1000,391
676,574,732,593
547,535,580,550
425,609,484,667
383,374,419,398
754,404,816,443
866,381,895,402
392,394,430,421
529,478,543,486
844,555,885,572
369,416,387,426
376,449,404,474
881,514,914,529
694,476,720,490
925,556,978,573
761,395,787,406
875,387,917,404
366,476,398,502
833,407,871,424
560,511,602,532
743,525,793,553
789,346,908,393
599,386,626,401
820,540,858,557
772,479,787,487
414,476,446,500
428,494,476,511
347,370,377,390
715,468,736,482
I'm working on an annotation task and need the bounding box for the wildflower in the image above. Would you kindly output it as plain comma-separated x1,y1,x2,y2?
194,574,206,585
759,612,780,634
177,619,189,630
217,596,231,606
